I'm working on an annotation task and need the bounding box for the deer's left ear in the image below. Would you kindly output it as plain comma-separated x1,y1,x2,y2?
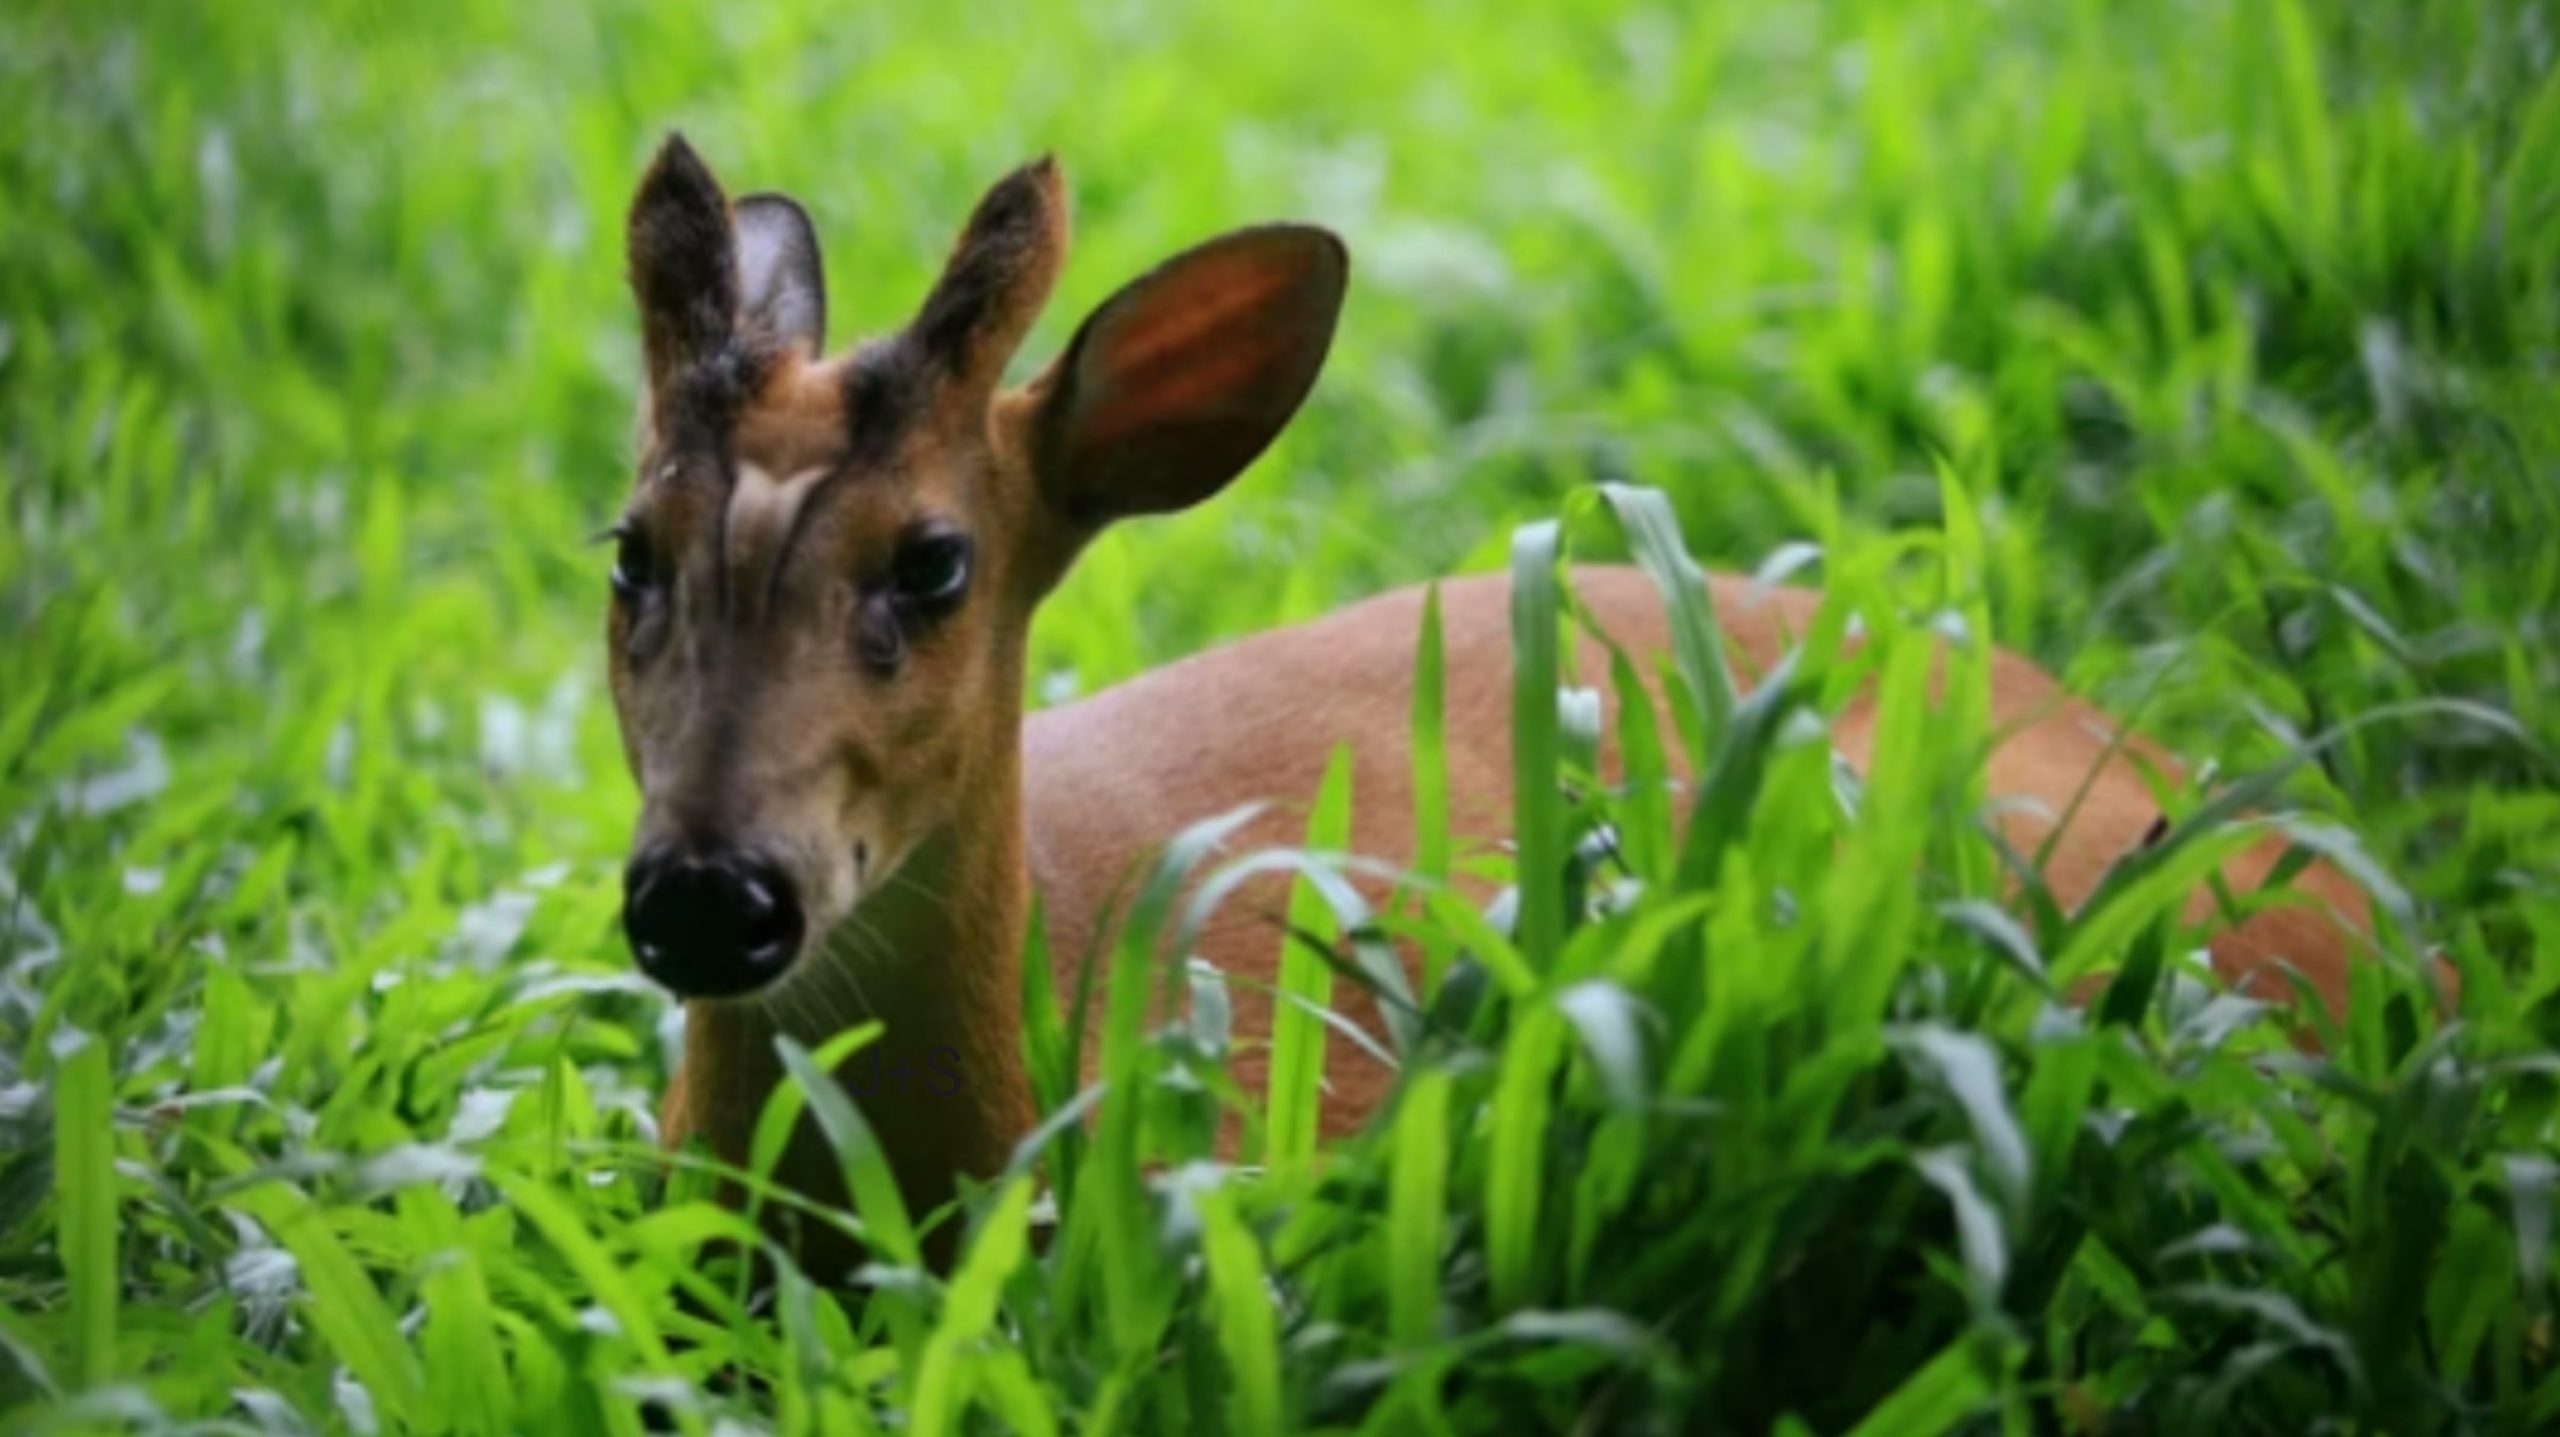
629,137,827,402
734,194,825,356
628,135,743,404
1020,225,1347,529
906,157,1069,398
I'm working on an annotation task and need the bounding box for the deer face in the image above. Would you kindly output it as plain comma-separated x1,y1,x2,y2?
609,137,1346,1002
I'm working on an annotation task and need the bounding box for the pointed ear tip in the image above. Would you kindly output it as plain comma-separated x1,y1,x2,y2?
735,191,815,226
1011,153,1068,207
647,131,704,174
1300,225,1349,275
1271,225,1350,305
636,132,724,210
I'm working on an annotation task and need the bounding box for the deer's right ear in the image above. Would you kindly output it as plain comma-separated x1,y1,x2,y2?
734,194,825,357
1022,225,1347,531
628,135,739,401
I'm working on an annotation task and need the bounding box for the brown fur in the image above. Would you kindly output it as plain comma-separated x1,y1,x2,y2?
614,140,2385,1276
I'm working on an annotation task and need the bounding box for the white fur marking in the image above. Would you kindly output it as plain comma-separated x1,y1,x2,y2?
729,461,830,529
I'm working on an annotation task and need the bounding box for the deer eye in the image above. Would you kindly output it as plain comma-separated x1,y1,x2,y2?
610,527,661,600
890,530,972,610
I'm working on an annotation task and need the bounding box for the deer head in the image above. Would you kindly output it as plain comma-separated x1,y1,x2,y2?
607,136,1348,1002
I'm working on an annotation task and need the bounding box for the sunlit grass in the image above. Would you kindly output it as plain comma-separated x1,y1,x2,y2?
3,0,2557,1430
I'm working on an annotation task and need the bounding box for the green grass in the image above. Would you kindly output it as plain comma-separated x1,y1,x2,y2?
5,0,2559,1430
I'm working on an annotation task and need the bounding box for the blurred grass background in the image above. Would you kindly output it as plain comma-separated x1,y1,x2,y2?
3,0,2558,1430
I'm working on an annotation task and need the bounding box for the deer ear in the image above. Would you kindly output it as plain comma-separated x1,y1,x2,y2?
1028,225,1347,528
627,134,739,401
734,194,825,356
908,157,1068,396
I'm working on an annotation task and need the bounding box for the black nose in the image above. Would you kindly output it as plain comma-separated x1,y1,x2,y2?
622,848,804,999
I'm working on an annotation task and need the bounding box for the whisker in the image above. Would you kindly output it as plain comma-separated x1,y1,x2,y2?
844,918,897,1004
815,922,885,1026
891,870,952,909
813,940,872,1035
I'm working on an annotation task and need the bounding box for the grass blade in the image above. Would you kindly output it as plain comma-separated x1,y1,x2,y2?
1195,1181,1284,1434
775,1033,921,1273
1844,1338,1992,1437
1598,481,1737,762
1268,744,1354,1177
52,1036,115,1391
1412,582,1450,886
1509,518,1568,964
909,1177,1036,1434
1486,1005,1566,1312
1388,1068,1453,1349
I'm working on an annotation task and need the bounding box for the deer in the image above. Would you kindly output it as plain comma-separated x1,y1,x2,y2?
608,136,2382,1274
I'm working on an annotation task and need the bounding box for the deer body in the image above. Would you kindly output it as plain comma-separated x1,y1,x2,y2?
612,141,2369,1274
655,563,2366,1269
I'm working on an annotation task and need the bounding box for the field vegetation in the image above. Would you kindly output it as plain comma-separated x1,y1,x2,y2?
3,0,2557,1431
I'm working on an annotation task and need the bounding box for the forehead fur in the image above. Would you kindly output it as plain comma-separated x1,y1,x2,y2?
731,350,854,477
650,339,931,477
645,339,972,623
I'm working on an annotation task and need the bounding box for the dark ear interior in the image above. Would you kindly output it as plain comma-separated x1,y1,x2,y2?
1031,224,1348,528
627,135,739,399
734,194,825,356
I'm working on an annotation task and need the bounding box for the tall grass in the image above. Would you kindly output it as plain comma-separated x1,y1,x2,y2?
4,0,2558,1431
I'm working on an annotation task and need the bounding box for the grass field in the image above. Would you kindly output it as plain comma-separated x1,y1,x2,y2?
5,0,2560,1431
